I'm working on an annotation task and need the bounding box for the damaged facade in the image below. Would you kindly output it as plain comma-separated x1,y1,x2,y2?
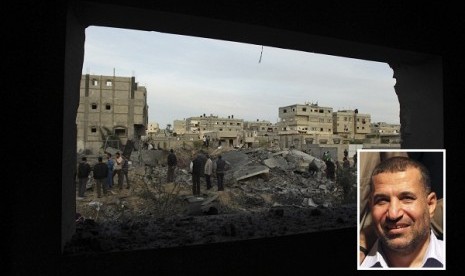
154,102,381,151
77,74,396,156
332,109,371,141
77,74,149,154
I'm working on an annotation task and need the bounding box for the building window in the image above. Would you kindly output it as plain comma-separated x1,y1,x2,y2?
92,79,98,86
105,103,111,110
283,109,287,113
114,128,126,137
91,126,97,133
91,103,97,109
302,108,306,111
106,80,112,86
320,128,324,131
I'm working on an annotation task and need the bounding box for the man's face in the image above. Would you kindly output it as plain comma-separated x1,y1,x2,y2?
370,167,436,254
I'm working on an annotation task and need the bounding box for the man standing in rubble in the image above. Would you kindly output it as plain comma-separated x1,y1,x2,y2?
122,155,130,189
204,154,213,190
113,152,124,190
190,152,203,196
77,156,91,199
105,152,114,190
167,149,177,183
325,158,336,181
93,156,109,198
215,155,227,191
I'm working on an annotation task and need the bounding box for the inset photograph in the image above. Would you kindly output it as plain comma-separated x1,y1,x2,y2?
357,149,445,270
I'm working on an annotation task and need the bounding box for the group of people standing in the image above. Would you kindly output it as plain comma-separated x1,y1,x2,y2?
76,151,130,199
190,152,228,195
308,149,357,181
166,149,229,196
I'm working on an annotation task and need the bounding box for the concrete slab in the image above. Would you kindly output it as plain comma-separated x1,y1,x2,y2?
233,165,270,181
263,156,290,170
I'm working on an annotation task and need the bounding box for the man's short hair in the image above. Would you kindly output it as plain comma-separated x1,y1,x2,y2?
370,156,432,194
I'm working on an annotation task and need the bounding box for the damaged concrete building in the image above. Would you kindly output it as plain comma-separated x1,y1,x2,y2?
77,74,149,154
332,109,371,141
155,102,378,153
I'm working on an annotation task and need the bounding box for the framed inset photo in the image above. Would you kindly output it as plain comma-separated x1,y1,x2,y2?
357,149,445,270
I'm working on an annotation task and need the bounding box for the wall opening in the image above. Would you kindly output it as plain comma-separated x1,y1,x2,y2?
63,2,443,255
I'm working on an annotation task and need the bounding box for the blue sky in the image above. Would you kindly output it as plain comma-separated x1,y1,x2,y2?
83,26,399,129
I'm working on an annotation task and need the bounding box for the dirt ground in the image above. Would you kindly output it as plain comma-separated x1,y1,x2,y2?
64,147,357,255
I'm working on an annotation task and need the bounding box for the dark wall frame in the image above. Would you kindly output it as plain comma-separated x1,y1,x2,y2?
10,1,461,274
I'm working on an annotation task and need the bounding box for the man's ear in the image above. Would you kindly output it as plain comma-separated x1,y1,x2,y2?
427,192,437,219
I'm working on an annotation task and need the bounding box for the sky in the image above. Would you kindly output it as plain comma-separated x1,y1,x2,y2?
83,26,399,129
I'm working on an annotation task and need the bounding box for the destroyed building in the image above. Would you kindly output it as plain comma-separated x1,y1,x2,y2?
77,74,149,155
67,145,358,255
14,1,452,275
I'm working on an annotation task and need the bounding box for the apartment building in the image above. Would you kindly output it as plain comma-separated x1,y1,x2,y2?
76,74,148,154
332,109,371,141
277,103,334,143
173,119,187,135
371,121,400,134
182,114,243,147
243,119,274,135
146,122,159,134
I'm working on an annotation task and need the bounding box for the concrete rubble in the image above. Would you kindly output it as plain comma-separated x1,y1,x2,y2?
66,146,357,255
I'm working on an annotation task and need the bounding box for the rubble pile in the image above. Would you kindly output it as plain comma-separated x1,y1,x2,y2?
65,147,357,255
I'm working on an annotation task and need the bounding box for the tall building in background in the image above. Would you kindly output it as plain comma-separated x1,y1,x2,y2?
77,74,148,154
332,109,371,141
277,102,334,143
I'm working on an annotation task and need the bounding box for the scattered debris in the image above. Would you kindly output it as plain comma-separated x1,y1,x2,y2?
66,146,357,255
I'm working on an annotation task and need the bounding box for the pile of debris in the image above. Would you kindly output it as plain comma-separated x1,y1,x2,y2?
65,146,357,255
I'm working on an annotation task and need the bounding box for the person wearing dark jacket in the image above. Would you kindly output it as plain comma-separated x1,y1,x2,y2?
93,156,109,197
190,153,203,196
215,155,227,191
167,149,177,183
325,159,336,181
122,155,130,189
77,156,91,198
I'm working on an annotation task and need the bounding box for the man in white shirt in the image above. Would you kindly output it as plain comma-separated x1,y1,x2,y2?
360,156,444,268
